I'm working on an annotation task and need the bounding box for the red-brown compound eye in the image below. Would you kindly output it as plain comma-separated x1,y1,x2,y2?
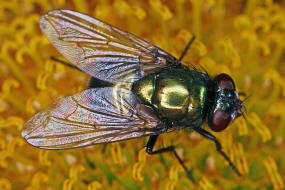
216,73,235,90
209,110,232,132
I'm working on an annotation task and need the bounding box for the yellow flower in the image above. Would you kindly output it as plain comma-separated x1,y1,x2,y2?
0,0,284,189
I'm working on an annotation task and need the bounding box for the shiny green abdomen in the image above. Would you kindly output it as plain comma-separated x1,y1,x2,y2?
132,67,209,127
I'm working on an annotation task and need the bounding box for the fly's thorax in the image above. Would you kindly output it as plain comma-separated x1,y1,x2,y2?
179,80,208,127
132,67,209,127
152,69,190,120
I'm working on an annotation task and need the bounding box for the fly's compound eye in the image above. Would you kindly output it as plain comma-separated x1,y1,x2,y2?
209,110,232,132
215,73,235,90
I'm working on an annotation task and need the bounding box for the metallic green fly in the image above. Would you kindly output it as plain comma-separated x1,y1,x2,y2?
22,9,244,183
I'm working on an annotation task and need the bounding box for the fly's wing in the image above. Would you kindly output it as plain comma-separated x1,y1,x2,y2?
22,88,164,149
40,9,179,84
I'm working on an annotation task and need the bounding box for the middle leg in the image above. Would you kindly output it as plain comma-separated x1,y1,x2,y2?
146,135,196,183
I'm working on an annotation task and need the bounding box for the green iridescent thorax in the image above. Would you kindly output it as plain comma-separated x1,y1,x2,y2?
132,67,210,127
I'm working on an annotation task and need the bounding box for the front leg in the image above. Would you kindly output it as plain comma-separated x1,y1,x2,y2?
146,135,196,183
193,127,241,176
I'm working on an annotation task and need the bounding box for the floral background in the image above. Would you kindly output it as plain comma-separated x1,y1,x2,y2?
0,0,284,189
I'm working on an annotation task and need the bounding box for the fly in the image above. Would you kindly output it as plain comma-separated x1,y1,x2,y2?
22,9,245,183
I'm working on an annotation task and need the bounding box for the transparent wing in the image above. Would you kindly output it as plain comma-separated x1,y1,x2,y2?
40,9,179,84
22,88,164,149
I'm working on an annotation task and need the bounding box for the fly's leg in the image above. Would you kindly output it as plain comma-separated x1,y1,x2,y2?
50,56,113,89
193,127,241,176
146,135,196,183
101,144,107,153
179,35,196,61
50,56,82,72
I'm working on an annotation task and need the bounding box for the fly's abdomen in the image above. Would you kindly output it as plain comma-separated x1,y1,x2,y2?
132,73,156,105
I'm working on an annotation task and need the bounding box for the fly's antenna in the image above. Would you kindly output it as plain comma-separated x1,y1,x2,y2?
239,92,251,109
50,56,83,72
238,92,251,121
242,94,252,103
179,35,196,62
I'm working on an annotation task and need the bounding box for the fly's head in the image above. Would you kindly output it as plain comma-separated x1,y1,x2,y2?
208,73,243,132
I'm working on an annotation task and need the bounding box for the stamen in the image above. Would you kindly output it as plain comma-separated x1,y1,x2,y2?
0,178,11,189
111,143,123,164
87,181,102,190
248,113,272,142
199,177,216,190
263,156,284,190
27,172,48,189
39,150,51,166
234,143,248,174
166,165,183,190
133,148,147,181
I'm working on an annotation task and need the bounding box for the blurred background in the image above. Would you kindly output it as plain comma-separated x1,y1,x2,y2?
0,0,284,189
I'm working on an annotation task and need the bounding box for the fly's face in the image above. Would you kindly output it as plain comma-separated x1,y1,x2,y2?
208,73,243,132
